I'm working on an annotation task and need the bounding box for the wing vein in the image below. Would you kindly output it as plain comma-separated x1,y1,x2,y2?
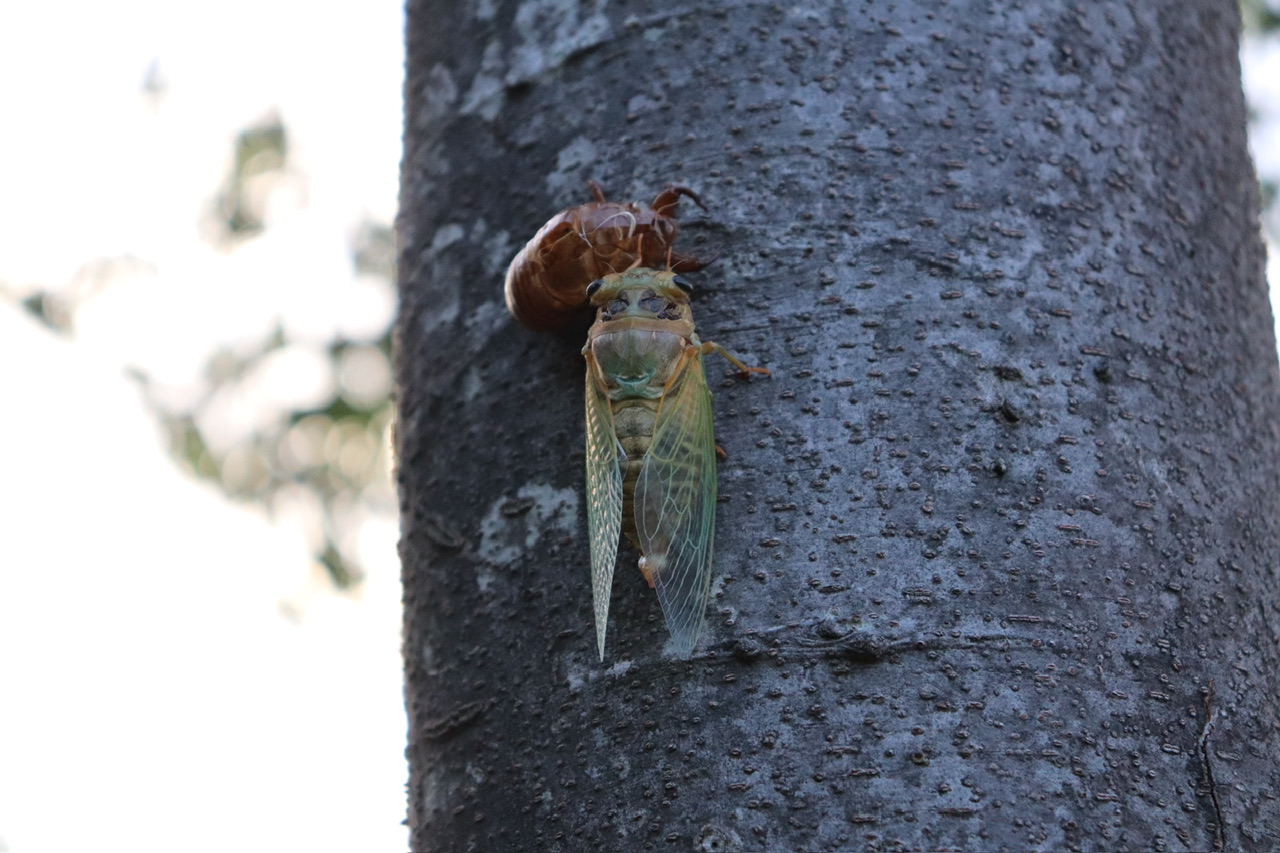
635,349,717,658
584,355,623,661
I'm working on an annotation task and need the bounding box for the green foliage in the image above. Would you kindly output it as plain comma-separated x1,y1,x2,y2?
18,290,73,335
2,111,397,591
6,255,152,336
130,307,394,589
352,218,397,282
211,111,291,243
1244,1,1280,246
1243,0,1280,34
131,116,397,589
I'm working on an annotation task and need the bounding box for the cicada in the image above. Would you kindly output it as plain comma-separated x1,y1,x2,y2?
583,267,767,660
504,182,707,332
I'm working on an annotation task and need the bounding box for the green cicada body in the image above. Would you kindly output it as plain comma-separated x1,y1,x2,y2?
582,268,766,660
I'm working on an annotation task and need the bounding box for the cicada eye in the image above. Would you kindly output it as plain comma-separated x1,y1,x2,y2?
586,279,605,297
672,275,694,293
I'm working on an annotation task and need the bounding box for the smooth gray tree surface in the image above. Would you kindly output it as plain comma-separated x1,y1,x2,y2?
397,2,1280,850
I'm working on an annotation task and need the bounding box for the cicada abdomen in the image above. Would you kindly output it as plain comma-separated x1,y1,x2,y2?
582,268,767,660
504,182,708,332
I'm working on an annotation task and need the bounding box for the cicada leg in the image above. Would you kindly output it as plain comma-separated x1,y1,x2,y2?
669,250,713,273
652,184,706,215
699,341,771,379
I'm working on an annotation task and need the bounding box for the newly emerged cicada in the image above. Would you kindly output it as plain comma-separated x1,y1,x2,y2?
583,267,767,660
504,182,708,331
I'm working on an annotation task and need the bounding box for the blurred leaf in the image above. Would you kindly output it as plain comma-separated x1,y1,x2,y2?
233,115,288,179
318,540,360,589
352,217,397,280
19,291,74,335
209,111,292,245
164,413,221,481
5,255,151,337
1,110,393,594
215,192,267,239
1243,2,1280,243
204,322,287,385
128,304,394,589
1242,0,1280,33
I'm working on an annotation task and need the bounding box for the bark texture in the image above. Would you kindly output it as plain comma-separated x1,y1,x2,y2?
397,1,1280,850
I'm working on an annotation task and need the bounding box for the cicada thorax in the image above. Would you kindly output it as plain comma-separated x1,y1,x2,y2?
503,183,708,332
588,324,691,551
585,269,698,535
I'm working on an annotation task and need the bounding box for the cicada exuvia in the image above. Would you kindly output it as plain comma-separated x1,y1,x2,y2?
583,267,767,660
504,182,707,332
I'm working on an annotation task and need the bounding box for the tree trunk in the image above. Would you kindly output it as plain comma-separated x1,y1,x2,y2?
397,2,1280,850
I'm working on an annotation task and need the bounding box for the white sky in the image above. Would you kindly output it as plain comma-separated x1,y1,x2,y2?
0,2,407,851
0,5,1277,853
1245,27,1280,326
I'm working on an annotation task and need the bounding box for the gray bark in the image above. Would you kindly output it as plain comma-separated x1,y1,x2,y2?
397,1,1280,850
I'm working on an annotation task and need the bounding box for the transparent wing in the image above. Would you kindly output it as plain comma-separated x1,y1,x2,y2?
635,349,717,658
584,352,623,661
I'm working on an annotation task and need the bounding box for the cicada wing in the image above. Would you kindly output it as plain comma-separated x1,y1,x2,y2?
635,349,718,658
584,352,623,661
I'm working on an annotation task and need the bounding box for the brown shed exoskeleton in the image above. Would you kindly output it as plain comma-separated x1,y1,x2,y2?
504,182,708,331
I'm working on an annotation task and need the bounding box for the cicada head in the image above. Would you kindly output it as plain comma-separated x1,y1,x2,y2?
586,268,697,330
504,183,708,332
